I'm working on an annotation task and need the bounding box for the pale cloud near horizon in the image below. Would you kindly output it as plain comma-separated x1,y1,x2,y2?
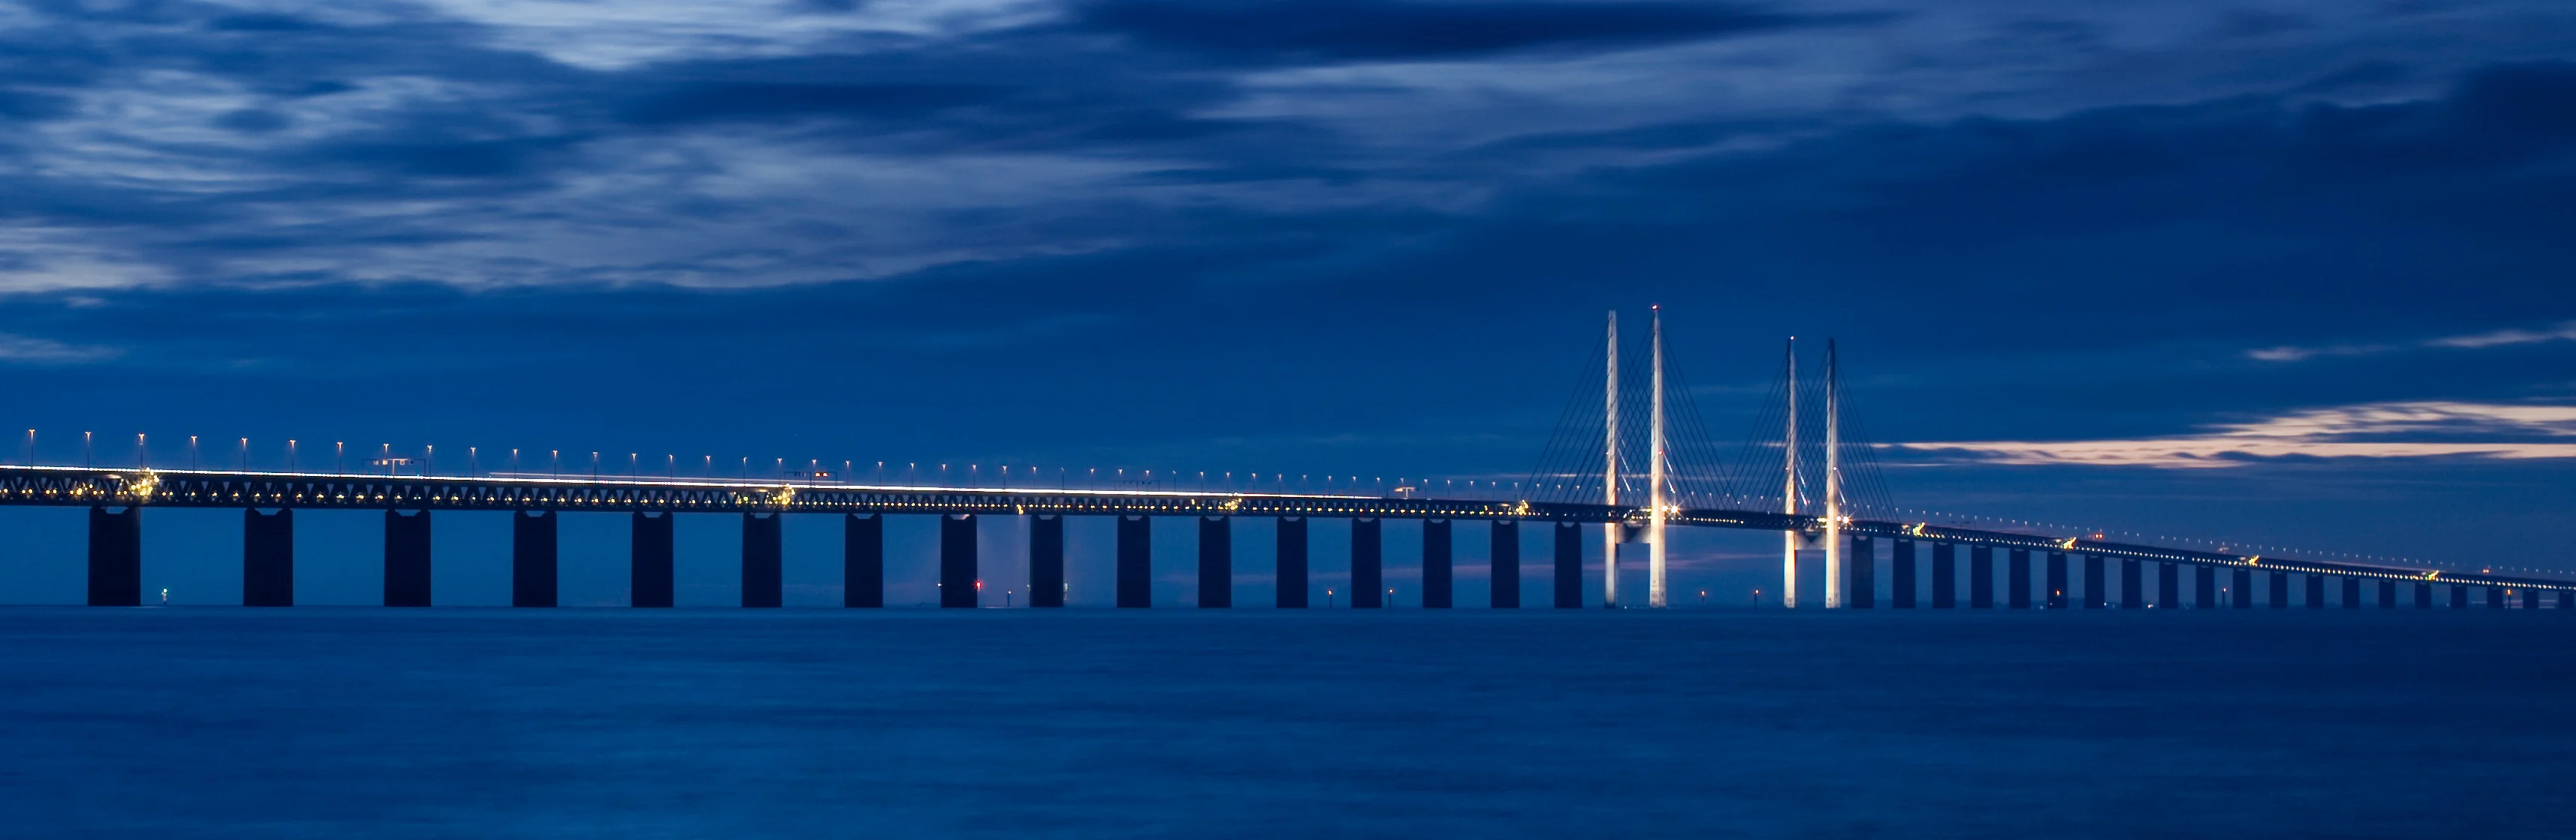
1903,401,2576,467
2249,321,2576,362
0,333,120,364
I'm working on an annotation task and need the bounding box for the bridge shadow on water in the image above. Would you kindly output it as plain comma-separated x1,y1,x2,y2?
1,608,2566,838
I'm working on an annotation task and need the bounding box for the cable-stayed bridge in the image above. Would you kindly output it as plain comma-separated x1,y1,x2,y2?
8,310,2572,609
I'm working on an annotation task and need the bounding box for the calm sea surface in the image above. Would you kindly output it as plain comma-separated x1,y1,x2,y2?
3,608,2569,838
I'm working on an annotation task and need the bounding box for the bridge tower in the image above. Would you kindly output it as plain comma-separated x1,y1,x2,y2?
1824,339,1842,609
1603,311,1621,608
1648,307,1668,608
1781,339,1799,608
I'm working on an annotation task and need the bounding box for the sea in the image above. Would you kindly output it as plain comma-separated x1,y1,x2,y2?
3,608,2569,838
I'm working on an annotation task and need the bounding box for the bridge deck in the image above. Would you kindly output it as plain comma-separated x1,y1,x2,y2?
4,466,2566,593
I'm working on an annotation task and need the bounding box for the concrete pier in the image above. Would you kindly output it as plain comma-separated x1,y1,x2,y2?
2378,579,2396,610
1931,542,1956,609
2414,581,2432,609
2303,572,2324,610
511,510,557,608
242,507,293,608
1118,515,1152,608
384,510,431,607
1198,516,1231,608
2268,571,2289,609
2342,577,2361,610
2121,558,2142,609
630,512,674,608
940,513,976,608
2085,555,2107,609
1029,514,1064,608
743,512,784,608
1553,522,1581,608
86,506,141,607
2158,562,2179,610
2196,564,2216,609
845,513,884,608
2007,548,2030,609
1423,519,1452,609
1275,517,1307,608
2232,569,2252,608
1353,519,1383,608
2451,584,2470,609
2045,551,2068,609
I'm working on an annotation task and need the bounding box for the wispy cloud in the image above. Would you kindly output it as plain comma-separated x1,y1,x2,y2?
1902,401,2576,468
2248,321,2576,362
0,333,120,364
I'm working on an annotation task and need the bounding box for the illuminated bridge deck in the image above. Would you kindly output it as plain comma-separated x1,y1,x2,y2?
6,465,2569,594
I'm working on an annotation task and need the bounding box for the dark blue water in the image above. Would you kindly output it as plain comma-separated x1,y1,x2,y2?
4,609,2569,838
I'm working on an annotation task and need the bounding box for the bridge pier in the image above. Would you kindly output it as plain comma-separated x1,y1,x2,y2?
1118,516,1153,608
744,512,784,608
940,514,977,608
2520,589,2539,610
2303,573,2324,609
2341,577,2361,609
1423,519,1452,608
2084,555,2107,609
2156,562,2178,609
2267,570,2288,608
1275,517,1307,608
2414,581,2431,609
2007,548,2030,609
384,510,432,607
2560,591,2572,611
1851,536,1876,608
2196,564,2215,609
2451,584,2469,609
512,510,557,608
846,513,884,608
1553,522,1581,608
1353,519,1382,608
1491,520,1519,609
2488,586,2505,609
2045,551,2067,609
1029,515,1063,608
1969,545,1993,609
2378,579,2396,609
1892,539,1917,608
85,506,142,607
1199,516,1231,608
1930,542,1956,608
2232,569,2252,608
631,512,674,608
2121,558,2142,609
243,508,294,608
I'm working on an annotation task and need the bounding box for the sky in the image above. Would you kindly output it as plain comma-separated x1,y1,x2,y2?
1,0,2572,605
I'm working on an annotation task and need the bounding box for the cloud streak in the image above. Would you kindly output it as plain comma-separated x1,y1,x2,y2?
2249,321,2576,362
1902,401,2576,467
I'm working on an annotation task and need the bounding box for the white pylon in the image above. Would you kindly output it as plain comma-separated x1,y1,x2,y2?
1648,306,1668,609
1603,311,1620,609
1825,339,1842,609
1782,338,1799,609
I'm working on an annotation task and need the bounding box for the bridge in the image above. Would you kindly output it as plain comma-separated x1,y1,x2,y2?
10,310,2573,611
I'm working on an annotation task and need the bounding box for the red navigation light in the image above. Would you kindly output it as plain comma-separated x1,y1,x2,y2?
975,579,984,590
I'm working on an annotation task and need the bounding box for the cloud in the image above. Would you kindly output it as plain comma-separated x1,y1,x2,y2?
1069,0,1826,64
0,333,119,363
2248,320,2576,362
1901,401,2576,468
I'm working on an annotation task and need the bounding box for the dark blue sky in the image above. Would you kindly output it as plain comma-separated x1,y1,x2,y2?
2,0,2573,604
